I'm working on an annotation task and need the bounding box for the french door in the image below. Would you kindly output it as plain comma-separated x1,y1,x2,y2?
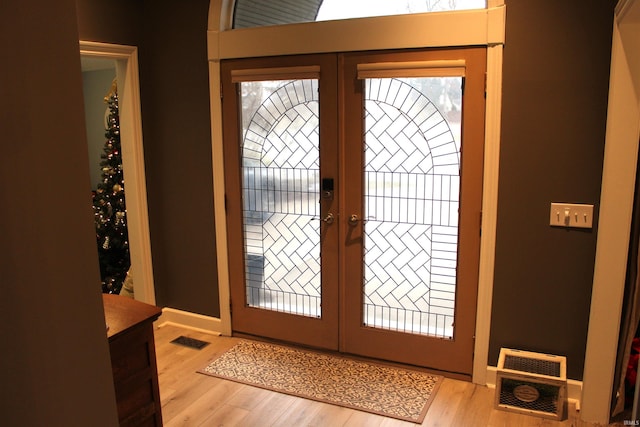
221,48,485,376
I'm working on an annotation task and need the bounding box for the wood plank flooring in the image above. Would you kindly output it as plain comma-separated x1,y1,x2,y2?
154,324,619,427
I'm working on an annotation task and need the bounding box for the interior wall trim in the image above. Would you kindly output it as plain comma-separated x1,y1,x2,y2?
208,58,232,336
581,1,640,421
208,6,505,60
616,0,636,20
80,41,156,305
158,307,223,335
472,41,503,386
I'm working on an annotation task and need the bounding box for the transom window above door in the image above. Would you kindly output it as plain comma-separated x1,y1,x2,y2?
233,0,487,29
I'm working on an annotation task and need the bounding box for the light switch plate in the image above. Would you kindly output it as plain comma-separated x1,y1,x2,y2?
550,203,594,228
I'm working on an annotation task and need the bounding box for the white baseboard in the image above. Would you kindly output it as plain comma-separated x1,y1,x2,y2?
156,307,223,336
486,366,583,410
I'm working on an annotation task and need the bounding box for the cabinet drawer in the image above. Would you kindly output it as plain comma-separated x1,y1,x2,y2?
110,326,153,383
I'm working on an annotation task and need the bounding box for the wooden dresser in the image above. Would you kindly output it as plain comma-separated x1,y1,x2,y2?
103,294,163,426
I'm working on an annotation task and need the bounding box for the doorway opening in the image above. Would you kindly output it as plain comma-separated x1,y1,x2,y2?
80,41,156,304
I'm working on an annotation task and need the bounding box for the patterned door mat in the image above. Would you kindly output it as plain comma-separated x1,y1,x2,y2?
198,340,442,423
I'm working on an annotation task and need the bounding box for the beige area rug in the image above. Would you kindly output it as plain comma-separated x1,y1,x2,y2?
198,340,443,423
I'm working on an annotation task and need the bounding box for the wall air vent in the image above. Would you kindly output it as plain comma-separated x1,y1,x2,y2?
495,348,567,420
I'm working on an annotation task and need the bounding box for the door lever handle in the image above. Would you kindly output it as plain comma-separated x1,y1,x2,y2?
347,214,374,225
312,212,334,225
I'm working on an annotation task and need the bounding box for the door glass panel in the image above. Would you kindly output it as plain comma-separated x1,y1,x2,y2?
240,79,321,317
363,76,462,338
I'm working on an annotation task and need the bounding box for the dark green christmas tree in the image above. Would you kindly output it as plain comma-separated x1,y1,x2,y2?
92,84,130,294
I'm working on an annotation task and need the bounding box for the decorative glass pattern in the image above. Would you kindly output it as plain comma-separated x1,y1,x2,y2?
363,77,462,338
240,79,321,317
238,74,463,335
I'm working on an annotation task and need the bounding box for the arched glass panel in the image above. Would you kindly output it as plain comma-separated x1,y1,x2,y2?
363,76,462,338
233,0,486,29
241,79,322,317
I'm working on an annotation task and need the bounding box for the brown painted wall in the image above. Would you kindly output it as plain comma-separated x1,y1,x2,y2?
76,0,220,317
489,0,614,379
138,0,219,316
0,0,118,424
76,0,143,47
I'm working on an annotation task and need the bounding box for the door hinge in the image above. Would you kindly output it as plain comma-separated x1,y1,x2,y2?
220,82,224,99
472,335,476,359
479,210,483,236
484,72,487,98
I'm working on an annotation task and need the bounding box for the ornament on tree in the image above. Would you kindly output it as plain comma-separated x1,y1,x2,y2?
104,277,117,293
115,211,126,226
92,80,130,294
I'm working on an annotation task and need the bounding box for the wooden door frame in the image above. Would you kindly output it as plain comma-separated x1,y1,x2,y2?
207,1,506,384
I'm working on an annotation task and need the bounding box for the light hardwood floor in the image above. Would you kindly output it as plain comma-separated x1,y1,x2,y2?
154,324,619,427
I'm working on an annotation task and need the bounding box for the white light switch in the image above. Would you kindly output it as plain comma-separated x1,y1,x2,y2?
550,203,594,229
